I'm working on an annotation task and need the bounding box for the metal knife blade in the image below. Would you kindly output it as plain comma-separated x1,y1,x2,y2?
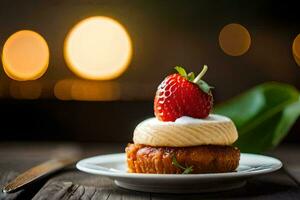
2,158,77,193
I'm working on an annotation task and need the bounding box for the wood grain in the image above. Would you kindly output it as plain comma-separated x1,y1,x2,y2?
32,171,150,200
1,143,300,200
32,181,111,200
0,171,48,200
3,158,77,193
0,172,21,200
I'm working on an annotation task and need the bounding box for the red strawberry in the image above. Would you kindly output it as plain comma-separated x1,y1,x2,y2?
154,65,213,122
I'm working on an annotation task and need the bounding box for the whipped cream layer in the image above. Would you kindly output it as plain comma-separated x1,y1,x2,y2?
133,114,238,147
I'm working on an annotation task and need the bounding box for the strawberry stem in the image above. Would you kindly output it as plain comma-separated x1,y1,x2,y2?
193,65,208,83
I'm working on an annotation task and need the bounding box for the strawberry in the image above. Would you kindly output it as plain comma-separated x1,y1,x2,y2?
154,65,213,122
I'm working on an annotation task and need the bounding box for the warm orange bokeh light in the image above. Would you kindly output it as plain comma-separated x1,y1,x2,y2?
293,34,300,66
54,79,120,101
2,30,49,81
54,79,73,100
10,81,42,99
64,16,132,80
219,23,251,56
71,80,120,101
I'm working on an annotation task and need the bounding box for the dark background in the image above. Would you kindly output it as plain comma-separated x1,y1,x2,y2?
0,0,300,143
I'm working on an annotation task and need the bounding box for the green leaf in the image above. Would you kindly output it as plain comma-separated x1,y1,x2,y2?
214,82,300,153
187,72,195,81
174,65,213,93
172,156,185,170
172,156,193,174
196,80,213,94
183,166,194,174
174,66,187,78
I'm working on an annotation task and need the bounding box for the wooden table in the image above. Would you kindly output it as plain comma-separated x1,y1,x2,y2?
0,142,300,200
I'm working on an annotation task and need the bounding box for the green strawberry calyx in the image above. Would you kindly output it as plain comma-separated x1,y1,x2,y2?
174,65,213,94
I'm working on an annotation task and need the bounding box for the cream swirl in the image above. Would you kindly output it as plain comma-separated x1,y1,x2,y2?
133,114,238,147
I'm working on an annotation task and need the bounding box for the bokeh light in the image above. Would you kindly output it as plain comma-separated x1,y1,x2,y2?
10,81,42,99
54,79,120,101
2,30,49,81
54,79,73,100
219,23,251,56
64,16,132,80
292,34,300,66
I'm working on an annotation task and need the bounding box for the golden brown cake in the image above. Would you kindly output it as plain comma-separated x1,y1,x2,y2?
126,143,240,174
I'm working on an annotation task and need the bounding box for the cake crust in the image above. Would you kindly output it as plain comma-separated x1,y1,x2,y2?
126,143,240,174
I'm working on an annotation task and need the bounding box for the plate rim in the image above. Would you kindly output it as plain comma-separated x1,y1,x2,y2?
76,152,282,179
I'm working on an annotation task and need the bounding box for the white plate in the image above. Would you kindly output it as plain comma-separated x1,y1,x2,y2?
76,153,282,193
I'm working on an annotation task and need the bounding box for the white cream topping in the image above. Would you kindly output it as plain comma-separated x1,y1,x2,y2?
133,114,238,147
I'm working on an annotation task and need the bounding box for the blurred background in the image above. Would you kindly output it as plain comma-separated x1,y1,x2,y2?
0,0,300,143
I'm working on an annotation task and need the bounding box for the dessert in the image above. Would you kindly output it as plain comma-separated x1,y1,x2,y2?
126,66,240,174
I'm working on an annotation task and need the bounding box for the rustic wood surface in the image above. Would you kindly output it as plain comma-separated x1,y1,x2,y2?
0,142,299,200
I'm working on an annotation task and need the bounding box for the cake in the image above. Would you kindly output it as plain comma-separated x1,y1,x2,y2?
126,66,240,174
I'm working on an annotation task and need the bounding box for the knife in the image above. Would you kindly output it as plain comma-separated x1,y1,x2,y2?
2,158,77,193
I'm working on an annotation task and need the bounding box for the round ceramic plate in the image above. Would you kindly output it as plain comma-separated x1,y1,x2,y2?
76,153,282,193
